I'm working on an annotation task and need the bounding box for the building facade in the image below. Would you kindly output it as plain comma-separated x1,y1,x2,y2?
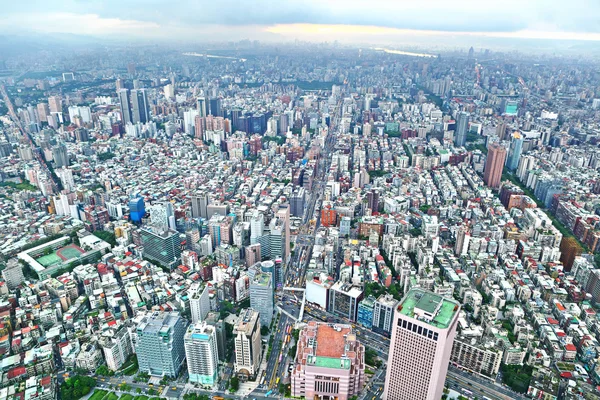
233,309,262,380
135,312,188,377
184,322,220,385
291,322,365,400
383,289,460,400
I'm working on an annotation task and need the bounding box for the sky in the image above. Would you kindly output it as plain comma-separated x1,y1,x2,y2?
2,0,600,45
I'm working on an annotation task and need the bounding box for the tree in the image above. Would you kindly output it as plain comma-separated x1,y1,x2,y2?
261,325,270,337
136,388,141,394
229,376,240,392
61,375,96,400
364,348,381,367
96,365,114,376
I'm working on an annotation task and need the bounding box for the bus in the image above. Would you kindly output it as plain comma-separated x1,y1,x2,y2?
265,390,272,396
276,377,280,385
279,353,283,362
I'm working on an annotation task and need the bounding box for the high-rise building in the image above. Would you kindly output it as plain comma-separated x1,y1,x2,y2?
454,111,469,147
328,282,364,321
507,132,524,170
233,309,262,380
131,89,150,124
100,324,134,371
483,143,507,189
48,96,62,114
1,259,24,290
184,322,219,385
250,211,264,245
129,196,146,223
454,224,470,256
372,294,398,336
205,312,228,362
140,227,181,269
291,322,365,400
136,312,188,377
209,97,222,117
249,271,273,326
151,202,175,232
189,282,210,324
37,103,50,122
276,204,291,262
367,190,379,212
191,193,209,219
117,89,132,124
383,289,460,400
52,143,69,168
197,97,207,118
290,187,306,218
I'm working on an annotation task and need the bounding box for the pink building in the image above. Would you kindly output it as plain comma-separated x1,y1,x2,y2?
291,322,365,400
383,288,460,400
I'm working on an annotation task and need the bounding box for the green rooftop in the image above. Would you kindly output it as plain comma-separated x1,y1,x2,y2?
308,356,350,370
397,288,460,329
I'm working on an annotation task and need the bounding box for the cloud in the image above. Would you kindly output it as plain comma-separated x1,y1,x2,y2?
0,12,160,36
1,0,600,41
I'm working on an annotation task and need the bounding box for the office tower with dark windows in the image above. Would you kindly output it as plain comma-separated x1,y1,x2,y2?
131,88,150,124
383,289,460,400
197,97,207,118
117,89,132,124
209,97,221,117
454,111,469,147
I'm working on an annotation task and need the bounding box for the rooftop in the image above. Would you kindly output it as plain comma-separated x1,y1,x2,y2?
397,288,460,330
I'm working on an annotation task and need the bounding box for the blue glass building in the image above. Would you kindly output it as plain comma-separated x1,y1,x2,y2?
129,196,145,223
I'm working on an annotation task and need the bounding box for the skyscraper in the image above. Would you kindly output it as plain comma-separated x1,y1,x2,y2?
233,309,262,380
117,89,132,124
184,322,219,385
131,89,150,124
383,289,460,400
507,132,524,170
276,204,291,262
48,95,62,113
483,143,507,189
52,143,69,168
197,97,207,118
454,111,469,147
249,270,273,326
136,312,188,378
209,97,221,117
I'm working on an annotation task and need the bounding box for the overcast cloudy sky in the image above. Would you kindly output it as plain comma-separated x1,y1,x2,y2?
2,0,600,44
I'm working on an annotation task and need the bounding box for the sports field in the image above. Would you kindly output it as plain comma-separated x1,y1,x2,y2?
35,244,85,267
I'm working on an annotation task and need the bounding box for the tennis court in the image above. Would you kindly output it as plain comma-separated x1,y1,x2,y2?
35,244,85,267
56,244,85,261
36,253,62,267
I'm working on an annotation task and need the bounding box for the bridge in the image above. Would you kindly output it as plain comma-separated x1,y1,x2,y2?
279,287,306,321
